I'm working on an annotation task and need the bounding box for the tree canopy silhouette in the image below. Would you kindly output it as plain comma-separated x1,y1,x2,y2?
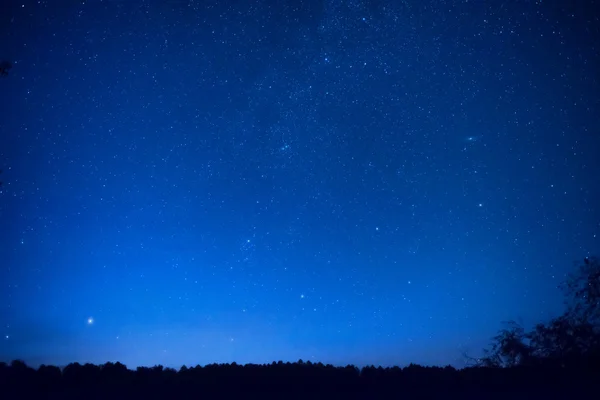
482,257,600,368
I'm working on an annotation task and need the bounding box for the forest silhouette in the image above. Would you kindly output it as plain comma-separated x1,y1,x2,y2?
2,257,599,399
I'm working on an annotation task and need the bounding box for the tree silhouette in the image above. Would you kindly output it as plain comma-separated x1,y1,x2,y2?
1,357,597,399
564,256,600,324
482,321,532,367
483,257,600,368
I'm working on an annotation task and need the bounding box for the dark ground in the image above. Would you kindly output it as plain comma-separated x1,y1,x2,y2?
2,359,598,400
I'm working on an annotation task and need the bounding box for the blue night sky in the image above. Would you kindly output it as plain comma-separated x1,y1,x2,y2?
1,0,598,369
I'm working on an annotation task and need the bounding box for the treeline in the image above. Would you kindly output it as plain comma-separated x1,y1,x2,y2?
1,358,598,399
1,257,599,399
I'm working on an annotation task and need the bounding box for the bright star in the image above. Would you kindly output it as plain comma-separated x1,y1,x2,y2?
87,317,94,325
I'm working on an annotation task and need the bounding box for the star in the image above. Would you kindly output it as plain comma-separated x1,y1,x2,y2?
87,317,94,325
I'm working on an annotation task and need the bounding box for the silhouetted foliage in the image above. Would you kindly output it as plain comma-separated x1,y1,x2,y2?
564,256,600,324
0,358,598,400
483,257,600,369
482,321,532,367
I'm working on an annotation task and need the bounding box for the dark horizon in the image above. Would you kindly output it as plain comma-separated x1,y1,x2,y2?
2,357,599,400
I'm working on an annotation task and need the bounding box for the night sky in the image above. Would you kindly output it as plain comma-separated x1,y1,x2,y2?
1,0,599,369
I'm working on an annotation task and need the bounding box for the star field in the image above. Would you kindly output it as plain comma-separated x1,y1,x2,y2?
0,0,599,369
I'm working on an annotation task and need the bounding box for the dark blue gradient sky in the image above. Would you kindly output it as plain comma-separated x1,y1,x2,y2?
1,0,599,369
